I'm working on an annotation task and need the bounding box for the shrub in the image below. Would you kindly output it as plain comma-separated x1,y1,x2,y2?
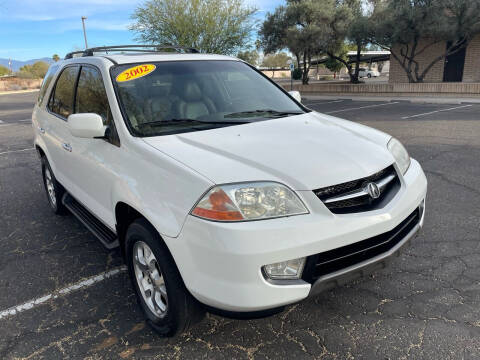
292,68,302,80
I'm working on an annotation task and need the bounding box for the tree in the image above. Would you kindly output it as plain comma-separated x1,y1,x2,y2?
18,61,49,78
371,0,480,83
0,64,9,76
261,52,291,77
52,54,60,62
130,0,257,55
324,0,371,84
324,56,344,78
259,0,337,85
236,50,259,66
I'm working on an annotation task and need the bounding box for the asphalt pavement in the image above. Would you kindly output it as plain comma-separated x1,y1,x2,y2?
0,91,479,359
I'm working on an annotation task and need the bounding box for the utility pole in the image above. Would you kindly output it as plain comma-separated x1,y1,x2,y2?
287,59,294,91
81,16,88,49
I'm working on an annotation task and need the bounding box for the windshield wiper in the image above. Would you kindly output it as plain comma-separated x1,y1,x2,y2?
224,109,304,118
138,118,250,127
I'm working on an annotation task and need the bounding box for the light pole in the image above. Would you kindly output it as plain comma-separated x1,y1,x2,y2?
81,16,88,49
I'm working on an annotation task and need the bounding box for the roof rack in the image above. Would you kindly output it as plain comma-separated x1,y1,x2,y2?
64,50,85,59
64,45,200,59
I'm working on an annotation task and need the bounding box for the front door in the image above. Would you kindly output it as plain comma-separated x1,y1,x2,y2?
443,42,466,82
67,65,121,229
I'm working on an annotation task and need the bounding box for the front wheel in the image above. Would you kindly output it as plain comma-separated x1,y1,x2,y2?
367,73,372,78
126,218,205,337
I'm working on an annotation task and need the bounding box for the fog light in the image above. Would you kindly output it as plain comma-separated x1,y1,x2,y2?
263,257,306,280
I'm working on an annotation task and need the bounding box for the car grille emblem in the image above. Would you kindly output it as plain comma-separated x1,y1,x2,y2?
366,182,381,199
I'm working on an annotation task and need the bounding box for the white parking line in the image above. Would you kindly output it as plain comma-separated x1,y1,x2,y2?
0,147,35,155
0,266,127,320
325,102,400,114
0,119,32,126
401,104,474,119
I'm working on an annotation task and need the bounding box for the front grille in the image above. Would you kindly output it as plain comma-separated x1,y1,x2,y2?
302,208,420,284
313,165,400,214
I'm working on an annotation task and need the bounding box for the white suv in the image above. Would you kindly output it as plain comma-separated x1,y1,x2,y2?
33,46,427,337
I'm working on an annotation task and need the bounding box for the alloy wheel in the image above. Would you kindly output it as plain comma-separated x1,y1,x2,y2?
45,168,56,207
133,241,168,318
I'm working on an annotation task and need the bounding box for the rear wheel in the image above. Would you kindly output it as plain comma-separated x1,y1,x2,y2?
126,218,205,337
41,157,67,215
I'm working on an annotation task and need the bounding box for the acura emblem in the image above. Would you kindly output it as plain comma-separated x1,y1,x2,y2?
366,182,381,199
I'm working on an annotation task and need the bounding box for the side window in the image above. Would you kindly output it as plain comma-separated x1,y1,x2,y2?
37,64,59,105
48,66,79,118
75,66,112,125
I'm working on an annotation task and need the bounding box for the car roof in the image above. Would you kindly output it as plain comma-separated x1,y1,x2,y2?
64,53,239,66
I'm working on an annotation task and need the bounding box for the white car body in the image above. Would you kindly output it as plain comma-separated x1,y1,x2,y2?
359,68,381,78
33,53,427,314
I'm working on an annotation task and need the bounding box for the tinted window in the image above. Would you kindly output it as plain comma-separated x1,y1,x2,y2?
37,64,59,105
48,66,79,118
112,60,305,137
75,66,112,125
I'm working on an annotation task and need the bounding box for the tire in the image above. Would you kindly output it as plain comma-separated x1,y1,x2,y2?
41,156,68,215
125,218,205,337
367,73,372,78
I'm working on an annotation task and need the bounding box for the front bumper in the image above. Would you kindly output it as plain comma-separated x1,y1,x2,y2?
164,159,427,312
308,205,423,296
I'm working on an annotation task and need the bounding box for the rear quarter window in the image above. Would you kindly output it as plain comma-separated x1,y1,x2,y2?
37,64,59,105
48,66,80,118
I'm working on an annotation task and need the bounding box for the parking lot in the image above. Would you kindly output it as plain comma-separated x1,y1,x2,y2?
1,91,479,359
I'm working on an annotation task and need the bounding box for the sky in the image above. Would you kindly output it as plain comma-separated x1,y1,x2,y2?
0,0,284,61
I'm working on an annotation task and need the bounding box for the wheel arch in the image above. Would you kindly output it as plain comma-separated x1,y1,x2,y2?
115,202,142,257
35,144,46,158
115,202,176,261
35,141,56,174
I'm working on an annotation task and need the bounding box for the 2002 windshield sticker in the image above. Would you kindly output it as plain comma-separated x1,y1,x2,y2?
116,64,156,82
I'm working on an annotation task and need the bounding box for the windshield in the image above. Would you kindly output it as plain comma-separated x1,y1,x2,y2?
111,60,305,137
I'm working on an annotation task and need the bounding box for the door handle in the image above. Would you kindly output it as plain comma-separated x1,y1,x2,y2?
62,143,72,152
38,126,45,134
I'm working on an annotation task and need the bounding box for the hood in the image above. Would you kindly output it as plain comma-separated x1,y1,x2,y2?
142,112,394,190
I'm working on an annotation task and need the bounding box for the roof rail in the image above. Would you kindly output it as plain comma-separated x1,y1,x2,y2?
64,45,199,59
64,51,86,60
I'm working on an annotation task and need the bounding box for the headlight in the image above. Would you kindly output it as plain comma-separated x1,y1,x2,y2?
192,182,308,222
388,137,410,175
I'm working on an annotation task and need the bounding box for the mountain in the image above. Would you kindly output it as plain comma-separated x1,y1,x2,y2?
0,57,54,72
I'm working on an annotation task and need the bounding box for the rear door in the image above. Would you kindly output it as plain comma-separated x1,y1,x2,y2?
44,65,80,189
66,65,121,228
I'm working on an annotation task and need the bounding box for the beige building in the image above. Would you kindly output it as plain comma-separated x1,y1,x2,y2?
389,34,480,83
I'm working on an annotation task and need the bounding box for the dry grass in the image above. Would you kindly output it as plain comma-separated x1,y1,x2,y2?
0,77,42,92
